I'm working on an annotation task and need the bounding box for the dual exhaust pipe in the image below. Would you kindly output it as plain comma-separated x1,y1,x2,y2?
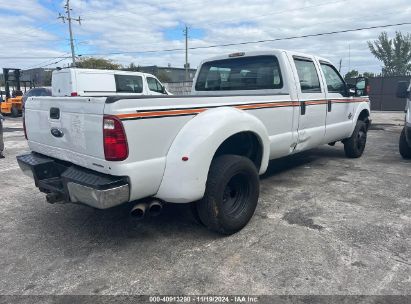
130,199,163,220
46,192,163,220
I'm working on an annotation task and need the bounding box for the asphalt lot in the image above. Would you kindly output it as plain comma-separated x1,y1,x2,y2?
0,113,410,295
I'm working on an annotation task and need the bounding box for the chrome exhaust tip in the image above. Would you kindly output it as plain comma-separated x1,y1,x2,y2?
130,203,147,220
147,200,163,217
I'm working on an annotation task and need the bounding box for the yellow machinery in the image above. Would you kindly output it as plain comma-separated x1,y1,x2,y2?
0,68,32,117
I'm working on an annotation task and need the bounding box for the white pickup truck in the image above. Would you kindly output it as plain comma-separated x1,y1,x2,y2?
18,50,371,234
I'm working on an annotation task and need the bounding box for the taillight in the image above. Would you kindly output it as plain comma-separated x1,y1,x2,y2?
103,115,128,161
70,92,78,96
23,112,28,140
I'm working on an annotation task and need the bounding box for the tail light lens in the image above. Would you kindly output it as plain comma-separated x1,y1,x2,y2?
103,115,128,161
70,92,78,97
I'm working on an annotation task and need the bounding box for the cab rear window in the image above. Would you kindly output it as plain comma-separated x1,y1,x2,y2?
195,55,283,91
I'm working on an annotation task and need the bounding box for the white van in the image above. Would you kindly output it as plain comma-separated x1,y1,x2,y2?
52,68,171,97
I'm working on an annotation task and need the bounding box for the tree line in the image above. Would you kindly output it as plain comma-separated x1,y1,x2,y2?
345,31,411,79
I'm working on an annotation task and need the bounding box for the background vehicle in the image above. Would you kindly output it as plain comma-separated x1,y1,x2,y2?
22,87,52,108
396,81,411,159
0,68,33,117
52,68,170,97
18,50,371,235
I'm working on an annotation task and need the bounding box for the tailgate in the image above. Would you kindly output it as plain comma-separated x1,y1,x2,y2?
24,96,107,168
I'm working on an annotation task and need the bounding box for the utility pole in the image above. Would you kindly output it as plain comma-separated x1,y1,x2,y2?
348,44,351,72
183,25,189,81
59,0,81,67
338,58,342,73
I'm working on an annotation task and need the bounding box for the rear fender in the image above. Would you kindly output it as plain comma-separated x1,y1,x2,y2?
156,107,270,203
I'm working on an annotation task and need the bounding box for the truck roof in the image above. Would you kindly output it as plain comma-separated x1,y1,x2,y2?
199,49,333,66
53,68,152,77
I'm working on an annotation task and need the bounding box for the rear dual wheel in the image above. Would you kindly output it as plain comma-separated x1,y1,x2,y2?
195,155,259,235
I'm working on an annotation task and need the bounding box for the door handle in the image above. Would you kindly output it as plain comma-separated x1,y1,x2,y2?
328,100,332,112
301,101,306,115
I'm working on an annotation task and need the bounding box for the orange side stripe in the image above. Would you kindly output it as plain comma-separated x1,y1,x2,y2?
115,98,369,120
116,108,208,119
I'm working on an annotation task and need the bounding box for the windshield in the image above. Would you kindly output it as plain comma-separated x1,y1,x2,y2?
195,55,283,91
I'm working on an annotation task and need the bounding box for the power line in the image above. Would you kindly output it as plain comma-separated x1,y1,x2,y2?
2,21,410,60
40,57,69,68
24,53,72,70
77,21,411,57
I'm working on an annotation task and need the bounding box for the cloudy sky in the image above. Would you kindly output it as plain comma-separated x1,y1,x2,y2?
0,0,410,75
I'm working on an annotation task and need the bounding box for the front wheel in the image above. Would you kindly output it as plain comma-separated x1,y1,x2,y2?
196,155,260,235
399,127,411,159
344,120,367,158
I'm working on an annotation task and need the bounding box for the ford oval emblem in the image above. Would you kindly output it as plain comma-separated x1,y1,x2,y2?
51,128,64,138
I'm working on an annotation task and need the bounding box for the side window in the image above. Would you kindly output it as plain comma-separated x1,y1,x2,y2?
320,63,347,96
293,58,321,93
115,75,143,93
147,77,164,93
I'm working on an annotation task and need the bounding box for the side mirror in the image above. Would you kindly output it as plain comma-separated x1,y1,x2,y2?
396,81,409,99
162,86,168,95
355,77,369,96
346,83,355,96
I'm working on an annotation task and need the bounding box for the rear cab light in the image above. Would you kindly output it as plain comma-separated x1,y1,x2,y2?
103,115,128,161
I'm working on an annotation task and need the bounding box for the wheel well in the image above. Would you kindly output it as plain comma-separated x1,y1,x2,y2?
213,132,263,170
358,109,369,121
358,109,370,128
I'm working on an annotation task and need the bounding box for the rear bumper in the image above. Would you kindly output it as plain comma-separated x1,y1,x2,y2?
17,152,130,209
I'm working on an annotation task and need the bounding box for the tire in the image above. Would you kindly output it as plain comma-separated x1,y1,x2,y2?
11,106,19,117
196,155,259,235
344,120,367,158
399,127,411,159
